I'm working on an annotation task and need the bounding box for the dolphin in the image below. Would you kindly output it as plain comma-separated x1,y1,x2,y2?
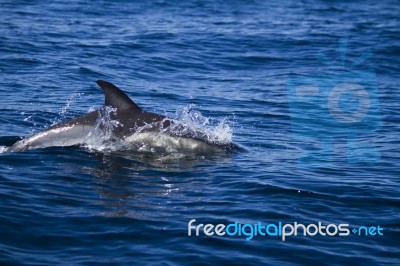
8,80,242,153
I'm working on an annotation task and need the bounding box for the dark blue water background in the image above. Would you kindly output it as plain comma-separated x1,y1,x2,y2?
0,0,399,265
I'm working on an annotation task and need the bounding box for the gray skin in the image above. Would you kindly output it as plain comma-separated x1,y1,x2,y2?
8,80,243,153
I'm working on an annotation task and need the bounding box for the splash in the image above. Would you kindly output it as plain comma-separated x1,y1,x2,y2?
82,106,124,152
60,93,83,118
81,104,234,154
0,146,7,153
169,104,233,144
48,93,84,127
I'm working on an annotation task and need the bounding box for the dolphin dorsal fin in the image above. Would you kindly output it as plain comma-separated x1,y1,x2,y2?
96,80,142,112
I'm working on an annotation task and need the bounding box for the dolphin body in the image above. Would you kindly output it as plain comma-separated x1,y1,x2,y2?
8,80,242,153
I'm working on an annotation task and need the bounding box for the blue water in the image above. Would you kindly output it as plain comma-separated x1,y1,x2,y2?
0,0,399,265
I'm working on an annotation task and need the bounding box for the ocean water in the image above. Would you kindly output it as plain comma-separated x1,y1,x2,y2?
0,0,399,265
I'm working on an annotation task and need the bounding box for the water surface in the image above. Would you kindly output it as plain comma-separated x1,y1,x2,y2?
0,0,399,265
